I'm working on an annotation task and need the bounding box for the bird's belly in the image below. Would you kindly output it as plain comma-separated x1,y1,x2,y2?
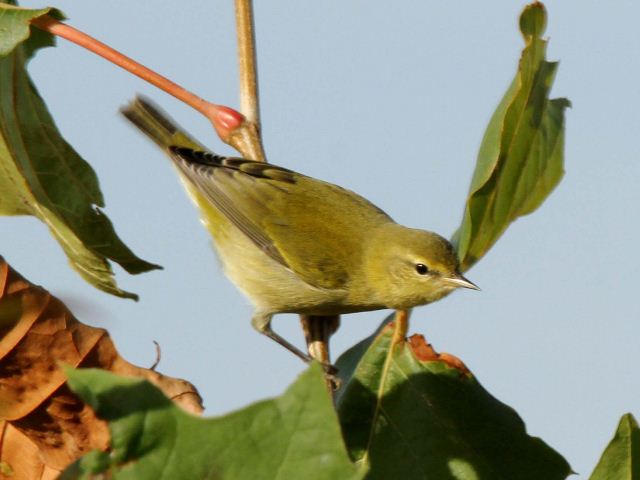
208,217,348,314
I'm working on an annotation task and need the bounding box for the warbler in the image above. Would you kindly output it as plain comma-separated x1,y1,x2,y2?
122,97,478,364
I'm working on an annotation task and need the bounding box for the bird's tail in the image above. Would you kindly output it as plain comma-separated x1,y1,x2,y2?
120,96,204,151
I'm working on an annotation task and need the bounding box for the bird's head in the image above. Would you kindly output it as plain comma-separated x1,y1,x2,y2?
363,224,478,309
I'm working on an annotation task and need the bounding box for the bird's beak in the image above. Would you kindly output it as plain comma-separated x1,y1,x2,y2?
445,274,480,291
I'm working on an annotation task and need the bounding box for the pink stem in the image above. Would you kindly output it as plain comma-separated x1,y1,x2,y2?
30,15,244,139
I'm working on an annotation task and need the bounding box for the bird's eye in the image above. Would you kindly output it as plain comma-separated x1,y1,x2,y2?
415,264,429,275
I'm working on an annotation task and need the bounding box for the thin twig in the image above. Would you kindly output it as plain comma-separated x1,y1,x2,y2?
235,0,260,126
233,0,266,162
150,340,162,371
300,315,342,394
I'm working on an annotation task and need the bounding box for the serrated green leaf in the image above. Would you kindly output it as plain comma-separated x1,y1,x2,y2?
335,318,572,480
0,1,160,299
452,2,570,272
589,413,640,480
61,364,362,480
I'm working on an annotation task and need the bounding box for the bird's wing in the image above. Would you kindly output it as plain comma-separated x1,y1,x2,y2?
169,147,393,290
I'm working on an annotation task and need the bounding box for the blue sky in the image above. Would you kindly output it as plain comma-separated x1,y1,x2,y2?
6,1,640,474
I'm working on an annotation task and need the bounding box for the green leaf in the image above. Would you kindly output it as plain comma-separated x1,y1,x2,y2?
0,2,60,56
452,2,570,272
589,413,640,480
0,2,160,299
61,364,362,480
335,319,572,480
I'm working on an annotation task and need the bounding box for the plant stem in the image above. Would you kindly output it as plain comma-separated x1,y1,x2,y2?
300,315,341,390
30,15,243,141
233,0,266,162
391,309,411,347
235,0,260,126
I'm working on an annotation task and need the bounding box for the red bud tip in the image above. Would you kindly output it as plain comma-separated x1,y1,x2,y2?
212,105,245,138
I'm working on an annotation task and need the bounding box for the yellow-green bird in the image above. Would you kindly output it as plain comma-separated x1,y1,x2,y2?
122,97,478,364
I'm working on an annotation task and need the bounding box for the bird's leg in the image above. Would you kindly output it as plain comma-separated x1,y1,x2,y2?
251,312,337,374
252,312,310,362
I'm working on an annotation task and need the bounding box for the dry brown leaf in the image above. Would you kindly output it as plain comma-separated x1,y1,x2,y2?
0,422,59,480
408,333,471,376
0,256,203,476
